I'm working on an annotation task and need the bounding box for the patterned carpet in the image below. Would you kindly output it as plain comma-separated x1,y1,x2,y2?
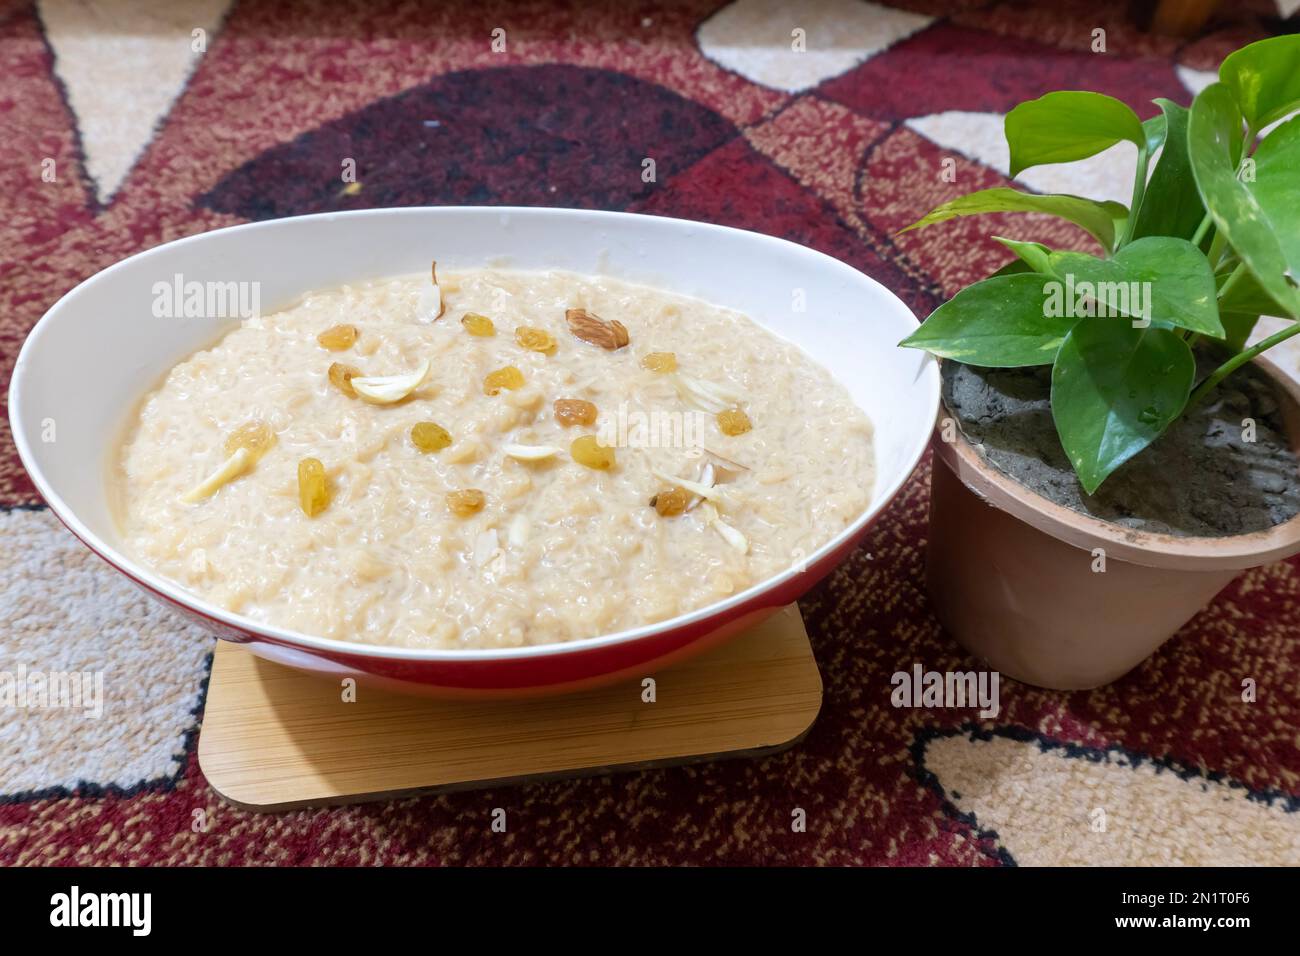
3,0,1300,866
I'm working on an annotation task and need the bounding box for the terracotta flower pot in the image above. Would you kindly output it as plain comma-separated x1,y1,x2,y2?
926,356,1300,690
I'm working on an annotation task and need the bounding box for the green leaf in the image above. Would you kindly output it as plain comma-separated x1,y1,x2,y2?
1047,237,1223,337
1005,91,1146,176
1132,99,1204,242
899,273,1077,367
899,187,1127,250
1217,265,1291,317
1220,312,1260,352
1251,113,1300,283
1220,34,1300,132
1188,83,1300,318
993,236,1053,273
1051,319,1195,494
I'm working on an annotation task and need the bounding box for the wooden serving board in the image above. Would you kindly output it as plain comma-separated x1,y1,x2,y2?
198,605,821,811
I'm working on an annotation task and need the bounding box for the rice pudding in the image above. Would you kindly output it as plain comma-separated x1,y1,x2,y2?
116,266,874,649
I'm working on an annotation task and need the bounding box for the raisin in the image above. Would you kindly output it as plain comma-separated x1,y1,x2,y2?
553,398,598,427
484,365,525,395
328,362,361,398
297,457,330,517
641,351,677,373
461,312,495,336
223,420,276,462
447,488,486,517
411,421,452,452
653,486,689,516
515,326,557,354
716,408,752,436
317,324,358,351
570,435,616,470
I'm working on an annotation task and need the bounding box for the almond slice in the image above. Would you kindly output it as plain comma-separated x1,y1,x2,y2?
503,443,562,461
652,467,734,509
565,308,629,350
351,359,431,404
672,373,745,414
416,261,444,323
701,502,749,554
180,447,251,504
507,514,530,547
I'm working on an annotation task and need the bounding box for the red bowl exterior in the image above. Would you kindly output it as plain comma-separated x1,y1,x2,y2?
46,497,879,697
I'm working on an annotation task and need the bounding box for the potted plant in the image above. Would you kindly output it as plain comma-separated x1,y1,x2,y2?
899,35,1300,689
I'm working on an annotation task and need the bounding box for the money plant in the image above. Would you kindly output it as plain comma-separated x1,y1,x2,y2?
899,34,1300,494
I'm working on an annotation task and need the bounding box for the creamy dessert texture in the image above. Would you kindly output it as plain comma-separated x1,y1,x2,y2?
117,267,875,649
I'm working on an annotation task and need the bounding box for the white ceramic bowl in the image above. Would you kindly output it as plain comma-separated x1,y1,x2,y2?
9,207,938,695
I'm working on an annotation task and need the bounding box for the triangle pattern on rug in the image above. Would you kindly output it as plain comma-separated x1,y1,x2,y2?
38,0,232,205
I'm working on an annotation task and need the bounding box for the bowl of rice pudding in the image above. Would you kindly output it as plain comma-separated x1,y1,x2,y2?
10,207,938,695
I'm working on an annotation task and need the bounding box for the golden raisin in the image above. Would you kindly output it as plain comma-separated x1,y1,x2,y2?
484,365,525,395
641,351,677,373
553,398,598,427
515,326,557,354
223,420,276,463
411,421,452,452
328,362,360,398
570,435,616,470
447,488,486,517
317,324,358,351
717,408,752,436
652,486,690,517
297,457,330,517
461,312,495,337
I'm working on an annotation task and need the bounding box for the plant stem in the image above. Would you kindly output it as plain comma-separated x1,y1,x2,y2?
1118,144,1150,249
1218,262,1247,302
1191,213,1213,247
1188,321,1300,409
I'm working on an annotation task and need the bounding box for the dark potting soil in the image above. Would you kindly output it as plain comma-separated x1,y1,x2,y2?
941,357,1300,537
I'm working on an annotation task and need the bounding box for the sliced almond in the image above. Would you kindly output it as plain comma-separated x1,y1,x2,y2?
473,529,500,568
351,358,431,404
180,447,251,504
702,447,751,480
673,373,745,414
566,308,629,350
416,261,444,323
507,514,530,547
652,468,734,509
700,502,748,554
503,443,562,461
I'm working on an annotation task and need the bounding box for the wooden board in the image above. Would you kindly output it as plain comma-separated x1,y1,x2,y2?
198,605,821,811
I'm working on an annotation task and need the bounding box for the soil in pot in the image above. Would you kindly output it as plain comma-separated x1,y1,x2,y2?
941,356,1300,537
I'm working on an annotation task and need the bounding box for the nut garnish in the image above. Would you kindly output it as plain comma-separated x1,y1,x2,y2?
503,443,562,461
652,467,734,509
672,373,745,414
701,502,748,553
350,358,431,404
565,308,629,350
507,514,530,547
417,260,444,323
181,448,251,504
